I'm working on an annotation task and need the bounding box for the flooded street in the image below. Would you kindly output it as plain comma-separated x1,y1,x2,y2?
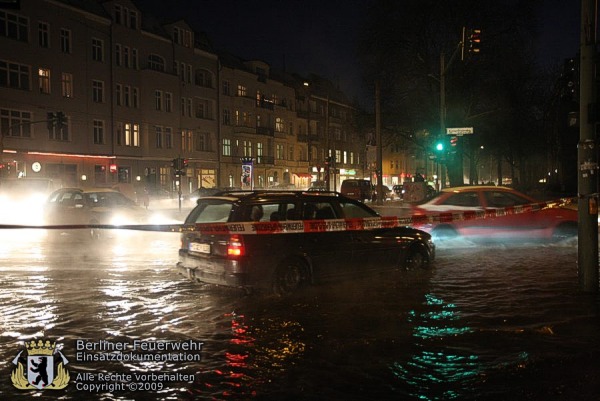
0,229,599,400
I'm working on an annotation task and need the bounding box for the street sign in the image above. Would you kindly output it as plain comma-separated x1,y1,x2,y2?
446,127,474,136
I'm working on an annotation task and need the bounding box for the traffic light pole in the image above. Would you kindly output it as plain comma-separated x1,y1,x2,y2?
577,0,598,293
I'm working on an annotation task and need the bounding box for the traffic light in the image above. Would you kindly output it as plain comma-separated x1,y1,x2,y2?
435,142,444,152
468,28,481,55
450,136,458,147
56,111,66,130
172,157,187,176
46,112,56,130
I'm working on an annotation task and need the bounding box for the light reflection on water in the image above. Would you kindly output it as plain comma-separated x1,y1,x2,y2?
0,232,599,400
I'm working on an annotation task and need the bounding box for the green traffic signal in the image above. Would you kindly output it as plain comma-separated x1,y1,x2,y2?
436,142,444,151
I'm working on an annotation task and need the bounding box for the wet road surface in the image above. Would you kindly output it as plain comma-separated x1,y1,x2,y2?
0,229,599,400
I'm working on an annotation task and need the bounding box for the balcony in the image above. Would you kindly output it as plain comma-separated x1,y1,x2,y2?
256,126,274,136
257,99,274,110
255,155,274,165
234,125,256,135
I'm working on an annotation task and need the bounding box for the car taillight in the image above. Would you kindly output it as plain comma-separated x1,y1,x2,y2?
227,235,245,257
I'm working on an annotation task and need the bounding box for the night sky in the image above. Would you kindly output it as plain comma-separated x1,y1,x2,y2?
139,0,581,105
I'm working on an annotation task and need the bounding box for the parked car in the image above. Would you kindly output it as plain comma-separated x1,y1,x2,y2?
340,179,374,202
0,178,61,225
373,185,392,201
43,188,161,239
411,185,578,241
176,190,435,295
392,184,404,200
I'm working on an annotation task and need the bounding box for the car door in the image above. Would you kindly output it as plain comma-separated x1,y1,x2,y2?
341,200,399,271
299,200,354,282
478,190,542,238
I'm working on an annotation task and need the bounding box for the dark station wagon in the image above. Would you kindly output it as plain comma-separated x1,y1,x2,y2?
176,191,435,295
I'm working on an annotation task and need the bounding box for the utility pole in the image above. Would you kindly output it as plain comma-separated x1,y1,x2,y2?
439,53,447,189
578,0,598,292
376,80,383,205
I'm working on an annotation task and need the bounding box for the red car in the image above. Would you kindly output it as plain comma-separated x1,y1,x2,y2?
411,186,577,241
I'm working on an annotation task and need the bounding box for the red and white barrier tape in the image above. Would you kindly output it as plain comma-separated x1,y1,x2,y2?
0,197,576,235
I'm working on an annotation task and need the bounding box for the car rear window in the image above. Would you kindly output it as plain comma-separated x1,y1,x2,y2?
186,200,234,223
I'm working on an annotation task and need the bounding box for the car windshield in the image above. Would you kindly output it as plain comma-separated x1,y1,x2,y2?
186,200,233,223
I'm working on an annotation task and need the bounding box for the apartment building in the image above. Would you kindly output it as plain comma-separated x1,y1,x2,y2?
0,0,365,197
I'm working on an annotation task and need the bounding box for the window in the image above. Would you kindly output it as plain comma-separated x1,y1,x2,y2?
243,140,252,157
147,54,165,72
124,123,140,147
276,144,284,160
92,38,104,62
165,92,172,112
0,60,30,90
123,85,130,107
155,90,163,111
132,48,138,69
93,120,104,144
114,5,122,24
60,28,71,53
49,114,68,141
1,109,31,138
222,138,231,156
92,80,104,103
195,98,211,119
38,22,49,48
181,129,192,152
196,132,210,152
195,69,213,87
257,142,263,163
155,126,163,148
237,84,247,97
165,127,172,148
132,87,139,108
94,165,106,184
173,26,193,47
118,167,130,183
222,109,231,125
275,117,284,133
222,80,230,96
116,122,122,146
38,68,50,94
115,84,122,106
123,46,129,68
115,44,121,66
0,11,28,42
61,73,73,98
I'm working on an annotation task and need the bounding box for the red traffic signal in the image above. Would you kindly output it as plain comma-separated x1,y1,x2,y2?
468,29,481,54
450,136,458,146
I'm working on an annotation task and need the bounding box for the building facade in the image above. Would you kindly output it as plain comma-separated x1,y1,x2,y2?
0,0,365,199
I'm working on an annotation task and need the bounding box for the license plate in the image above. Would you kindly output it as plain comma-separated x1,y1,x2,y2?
189,242,210,254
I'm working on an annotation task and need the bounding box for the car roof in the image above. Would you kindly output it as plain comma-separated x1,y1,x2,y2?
55,187,121,193
440,185,515,193
197,190,343,202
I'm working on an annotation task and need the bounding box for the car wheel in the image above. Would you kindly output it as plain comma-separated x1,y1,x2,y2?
272,259,307,296
404,245,429,270
432,225,457,241
552,222,577,241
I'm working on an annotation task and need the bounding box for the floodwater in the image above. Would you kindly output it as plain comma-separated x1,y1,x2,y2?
0,229,599,400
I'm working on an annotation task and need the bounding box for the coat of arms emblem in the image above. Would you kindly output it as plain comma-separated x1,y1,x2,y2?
10,339,70,390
